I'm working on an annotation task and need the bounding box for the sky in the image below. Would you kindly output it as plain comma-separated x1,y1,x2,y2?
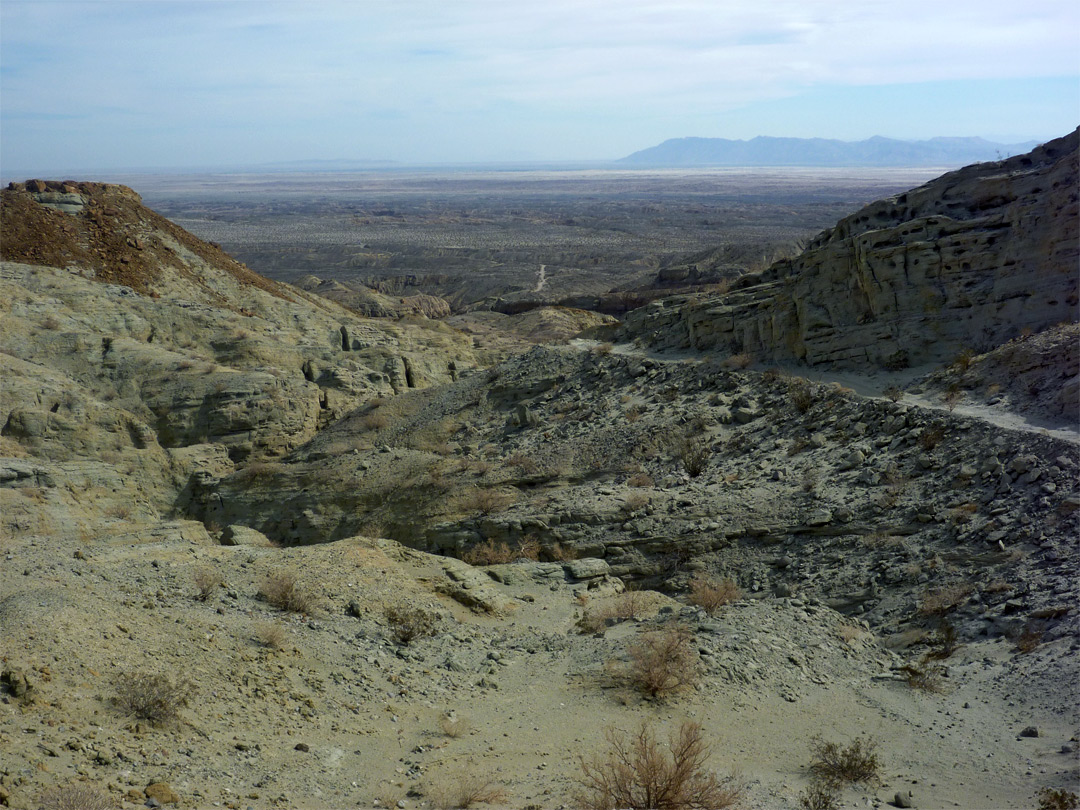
1,0,1078,172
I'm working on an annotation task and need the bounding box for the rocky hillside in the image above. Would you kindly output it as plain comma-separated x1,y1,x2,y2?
621,129,1078,369
1,161,1078,809
1,180,479,544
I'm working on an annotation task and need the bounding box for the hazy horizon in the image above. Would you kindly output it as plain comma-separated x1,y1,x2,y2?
2,1,1078,174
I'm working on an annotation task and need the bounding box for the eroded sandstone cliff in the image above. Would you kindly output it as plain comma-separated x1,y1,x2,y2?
622,130,1079,368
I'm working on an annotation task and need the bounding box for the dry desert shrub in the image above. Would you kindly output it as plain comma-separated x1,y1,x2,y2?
789,379,815,413
883,385,904,403
898,661,946,692
36,782,116,810
114,671,194,725
723,352,753,370
505,452,541,475
361,411,390,431
1037,788,1080,810
579,590,648,634
515,535,541,561
460,486,514,515
626,624,699,699
918,583,973,616
836,624,869,645
799,779,840,810
461,539,516,566
1014,625,1044,654
917,425,945,451
254,620,288,650
624,491,651,512
808,735,881,786
260,569,316,614
575,721,741,810
384,605,439,644
426,771,508,809
627,472,654,487
437,713,470,738
675,436,709,477
544,541,578,561
687,575,740,614
193,565,224,602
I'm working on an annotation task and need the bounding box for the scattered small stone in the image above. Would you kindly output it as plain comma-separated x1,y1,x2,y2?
294,742,310,752
1019,726,1040,738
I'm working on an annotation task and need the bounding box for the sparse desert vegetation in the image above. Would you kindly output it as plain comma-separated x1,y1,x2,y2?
576,721,741,810
2,139,1077,808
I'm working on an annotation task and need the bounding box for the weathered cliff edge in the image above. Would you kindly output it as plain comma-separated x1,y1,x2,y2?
1,181,478,536
621,129,1079,368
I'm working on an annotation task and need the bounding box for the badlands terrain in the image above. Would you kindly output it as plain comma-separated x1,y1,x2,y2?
0,131,1078,810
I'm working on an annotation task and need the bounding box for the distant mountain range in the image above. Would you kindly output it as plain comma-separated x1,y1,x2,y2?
620,135,1041,167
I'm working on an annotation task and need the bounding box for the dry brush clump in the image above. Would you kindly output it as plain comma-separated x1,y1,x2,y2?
426,770,508,809
578,590,648,634
674,435,710,477
1037,788,1080,810
384,605,440,644
918,583,973,617
113,671,194,725
799,779,840,810
193,565,224,601
461,538,540,565
259,569,316,614
437,713,470,738
576,721,741,810
459,486,515,516
625,624,699,699
808,735,881,787
254,620,288,650
687,575,740,614
36,782,115,810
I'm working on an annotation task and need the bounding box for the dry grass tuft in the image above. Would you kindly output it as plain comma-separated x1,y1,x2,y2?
36,783,115,810
113,671,194,725
462,539,516,566
384,605,440,644
576,721,741,809
426,771,508,809
260,570,316,614
918,583,973,616
193,565,224,602
579,590,649,634
460,486,515,515
687,575,740,614
789,379,815,413
675,436,709,477
438,713,470,738
254,620,288,650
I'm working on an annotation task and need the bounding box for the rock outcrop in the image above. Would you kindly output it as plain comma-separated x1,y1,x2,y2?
621,130,1079,368
1,182,479,543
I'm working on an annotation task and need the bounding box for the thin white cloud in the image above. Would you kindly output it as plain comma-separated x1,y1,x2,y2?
1,0,1077,166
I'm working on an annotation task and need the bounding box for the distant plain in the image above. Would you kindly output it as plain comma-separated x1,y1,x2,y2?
130,167,944,307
